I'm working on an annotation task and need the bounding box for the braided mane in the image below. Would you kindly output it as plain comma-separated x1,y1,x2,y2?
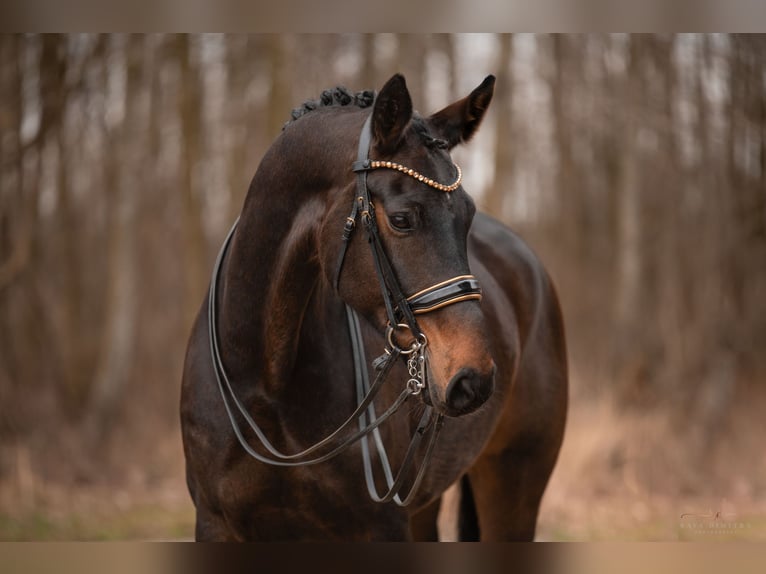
285,86,376,128
284,84,448,150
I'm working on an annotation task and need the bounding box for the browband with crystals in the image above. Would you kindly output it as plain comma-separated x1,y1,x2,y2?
354,159,463,193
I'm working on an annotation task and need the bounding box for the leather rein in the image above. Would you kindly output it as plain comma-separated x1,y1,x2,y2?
209,113,482,506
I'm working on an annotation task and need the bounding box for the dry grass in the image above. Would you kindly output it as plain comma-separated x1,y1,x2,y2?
0,430,195,541
535,394,766,541
1,392,764,541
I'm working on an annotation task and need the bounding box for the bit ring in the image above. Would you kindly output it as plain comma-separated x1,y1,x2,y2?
386,323,426,355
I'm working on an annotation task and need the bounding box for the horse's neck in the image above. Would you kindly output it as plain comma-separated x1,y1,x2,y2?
218,187,339,387
216,109,366,395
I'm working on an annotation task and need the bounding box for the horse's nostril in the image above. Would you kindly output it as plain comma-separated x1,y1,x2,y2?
444,367,494,416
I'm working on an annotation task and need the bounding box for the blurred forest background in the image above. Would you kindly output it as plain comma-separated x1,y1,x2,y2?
0,33,765,540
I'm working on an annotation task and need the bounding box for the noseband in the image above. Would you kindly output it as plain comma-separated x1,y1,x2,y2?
208,113,483,506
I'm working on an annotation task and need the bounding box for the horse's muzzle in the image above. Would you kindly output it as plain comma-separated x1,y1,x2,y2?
441,363,496,416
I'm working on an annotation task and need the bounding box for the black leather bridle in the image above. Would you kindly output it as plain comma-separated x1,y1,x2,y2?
208,112,483,506
335,114,483,338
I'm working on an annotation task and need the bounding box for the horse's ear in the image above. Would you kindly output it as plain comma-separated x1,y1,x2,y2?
428,75,495,149
371,74,413,154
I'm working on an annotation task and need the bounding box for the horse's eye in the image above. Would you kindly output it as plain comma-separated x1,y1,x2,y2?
389,213,413,231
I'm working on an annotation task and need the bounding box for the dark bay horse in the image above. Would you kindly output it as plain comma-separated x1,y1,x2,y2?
180,74,567,541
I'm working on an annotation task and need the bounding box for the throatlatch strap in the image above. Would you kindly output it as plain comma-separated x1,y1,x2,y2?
333,115,374,291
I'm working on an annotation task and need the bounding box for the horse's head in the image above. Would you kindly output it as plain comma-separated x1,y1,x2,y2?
320,74,497,418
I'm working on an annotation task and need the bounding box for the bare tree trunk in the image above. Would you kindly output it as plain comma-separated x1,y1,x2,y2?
224,34,245,207
395,34,427,106
87,34,142,435
0,34,23,430
46,37,92,415
612,36,648,404
6,36,56,401
738,35,766,368
760,39,766,243
266,34,292,140
648,35,677,355
723,36,747,328
0,36,30,293
175,34,208,333
0,35,63,289
359,33,377,89
225,34,251,221
225,34,269,222
433,34,457,101
485,33,513,220
665,37,700,398
548,34,585,261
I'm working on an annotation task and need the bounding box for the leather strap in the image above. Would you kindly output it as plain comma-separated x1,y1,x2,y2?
336,115,424,340
332,114,373,292
348,304,443,506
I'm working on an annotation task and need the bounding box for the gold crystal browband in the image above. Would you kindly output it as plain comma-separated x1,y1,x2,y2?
366,160,463,193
